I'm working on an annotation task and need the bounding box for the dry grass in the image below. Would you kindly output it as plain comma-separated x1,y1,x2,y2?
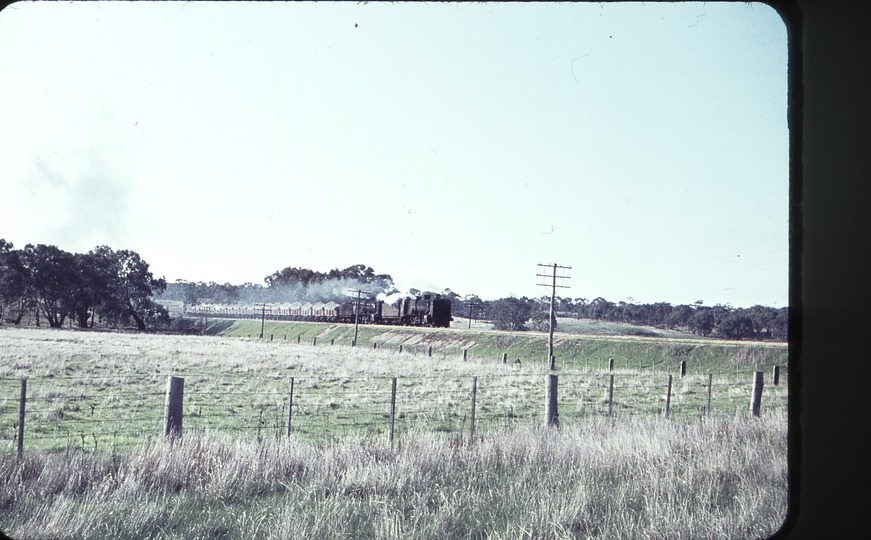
0,327,787,453
1,412,787,540
0,326,788,539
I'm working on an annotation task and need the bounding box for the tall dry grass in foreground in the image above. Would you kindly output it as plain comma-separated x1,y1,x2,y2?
1,412,787,540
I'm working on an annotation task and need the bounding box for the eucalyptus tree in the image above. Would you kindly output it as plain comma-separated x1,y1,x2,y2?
716,312,757,340
491,296,532,331
110,249,167,330
71,246,118,328
20,244,78,328
0,240,30,324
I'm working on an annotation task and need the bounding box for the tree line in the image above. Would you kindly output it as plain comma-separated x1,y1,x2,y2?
2,243,786,341
0,240,168,330
445,292,788,341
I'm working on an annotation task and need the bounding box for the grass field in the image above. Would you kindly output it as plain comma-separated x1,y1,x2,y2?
0,324,787,452
200,316,787,373
0,323,789,539
546,317,704,339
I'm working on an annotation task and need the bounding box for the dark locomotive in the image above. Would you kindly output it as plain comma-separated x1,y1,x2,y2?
186,292,452,328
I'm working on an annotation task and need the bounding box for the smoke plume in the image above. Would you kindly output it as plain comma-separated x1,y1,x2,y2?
22,144,130,250
267,277,389,303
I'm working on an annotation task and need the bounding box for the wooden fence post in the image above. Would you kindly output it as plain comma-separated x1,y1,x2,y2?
312,337,317,346
545,374,559,427
399,344,403,353
706,373,713,417
270,334,273,341
17,379,26,459
470,377,478,439
373,342,377,349
680,360,687,378
608,374,615,417
164,376,184,438
331,338,334,345
286,377,294,437
750,371,764,417
463,349,467,361
665,375,673,419
773,365,780,386
502,353,507,364
388,378,397,445
608,358,614,372
428,346,432,357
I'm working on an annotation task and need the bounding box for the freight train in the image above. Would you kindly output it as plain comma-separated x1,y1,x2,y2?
185,292,452,328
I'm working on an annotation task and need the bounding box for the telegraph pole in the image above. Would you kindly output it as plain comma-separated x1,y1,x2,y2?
467,301,480,329
536,263,571,370
260,303,266,339
348,289,367,346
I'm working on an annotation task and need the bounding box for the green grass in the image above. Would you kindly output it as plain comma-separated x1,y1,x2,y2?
0,326,787,455
205,318,787,371
553,316,700,338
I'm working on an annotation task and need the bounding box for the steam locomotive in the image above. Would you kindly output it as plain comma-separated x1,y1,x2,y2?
185,292,452,328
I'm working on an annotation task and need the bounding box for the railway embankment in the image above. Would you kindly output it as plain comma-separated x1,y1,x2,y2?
203,318,788,373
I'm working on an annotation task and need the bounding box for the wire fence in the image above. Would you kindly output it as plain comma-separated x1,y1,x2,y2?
183,332,787,375
0,368,788,456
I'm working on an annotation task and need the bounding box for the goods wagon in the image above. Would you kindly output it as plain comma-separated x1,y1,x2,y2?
186,293,451,328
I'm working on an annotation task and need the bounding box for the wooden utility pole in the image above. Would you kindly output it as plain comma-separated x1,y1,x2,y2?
545,374,559,427
536,263,571,370
536,263,569,430
260,303,266,339
348,289,367,346
467,302,480,329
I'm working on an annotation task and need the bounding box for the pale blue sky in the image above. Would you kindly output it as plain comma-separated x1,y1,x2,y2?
0,1,789,307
